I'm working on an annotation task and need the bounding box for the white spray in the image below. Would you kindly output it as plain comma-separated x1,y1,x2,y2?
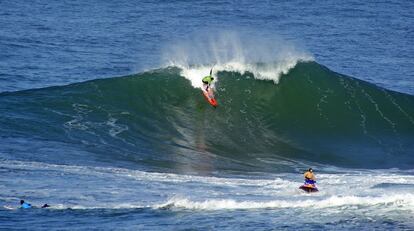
162,30,314,88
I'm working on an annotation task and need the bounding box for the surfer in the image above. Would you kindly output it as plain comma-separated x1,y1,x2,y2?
304,168,316,185
202,75,214,92
202,67,215,92
19,200,50,209
20,200,32,209
201,67,218,107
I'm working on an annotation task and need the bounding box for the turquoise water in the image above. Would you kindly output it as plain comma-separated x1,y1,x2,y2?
1,1,414,230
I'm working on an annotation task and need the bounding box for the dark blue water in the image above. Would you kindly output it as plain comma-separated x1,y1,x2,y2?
1,1,413,94
1,1,414,230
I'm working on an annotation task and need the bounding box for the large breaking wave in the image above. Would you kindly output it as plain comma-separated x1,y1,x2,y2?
1,61,414,171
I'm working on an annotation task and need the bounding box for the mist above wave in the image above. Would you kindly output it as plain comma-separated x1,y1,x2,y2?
162,30,313,88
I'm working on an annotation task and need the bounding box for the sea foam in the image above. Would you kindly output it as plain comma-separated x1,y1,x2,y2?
156,194,414,211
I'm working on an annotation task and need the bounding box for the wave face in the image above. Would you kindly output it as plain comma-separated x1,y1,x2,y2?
1,61,414,171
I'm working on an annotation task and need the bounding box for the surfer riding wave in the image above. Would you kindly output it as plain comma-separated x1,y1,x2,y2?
202,68,215,92
201,67,218,108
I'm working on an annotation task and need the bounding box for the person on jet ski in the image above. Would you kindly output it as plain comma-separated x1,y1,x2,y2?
304,168,316,185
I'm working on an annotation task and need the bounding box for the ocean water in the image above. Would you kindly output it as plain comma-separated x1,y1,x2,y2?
1,1,414,230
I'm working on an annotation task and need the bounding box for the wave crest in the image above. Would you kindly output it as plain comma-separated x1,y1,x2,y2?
162,30,313,88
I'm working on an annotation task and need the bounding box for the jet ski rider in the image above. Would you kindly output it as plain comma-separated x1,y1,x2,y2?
304,168,316,185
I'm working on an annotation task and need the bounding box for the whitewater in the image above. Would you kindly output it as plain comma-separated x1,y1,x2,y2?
163,31,314,88
2,160,414,229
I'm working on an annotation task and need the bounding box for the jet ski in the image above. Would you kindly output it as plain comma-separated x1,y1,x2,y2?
299,184,318,193
299,180,318,193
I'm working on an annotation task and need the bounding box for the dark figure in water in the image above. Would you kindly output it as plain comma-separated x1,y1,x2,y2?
20,200,32,209
20,200,49,209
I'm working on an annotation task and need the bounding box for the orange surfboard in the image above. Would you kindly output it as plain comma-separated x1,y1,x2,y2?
202,88,218,108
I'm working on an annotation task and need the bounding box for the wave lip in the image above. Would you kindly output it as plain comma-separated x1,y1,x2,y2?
163,30,313,88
